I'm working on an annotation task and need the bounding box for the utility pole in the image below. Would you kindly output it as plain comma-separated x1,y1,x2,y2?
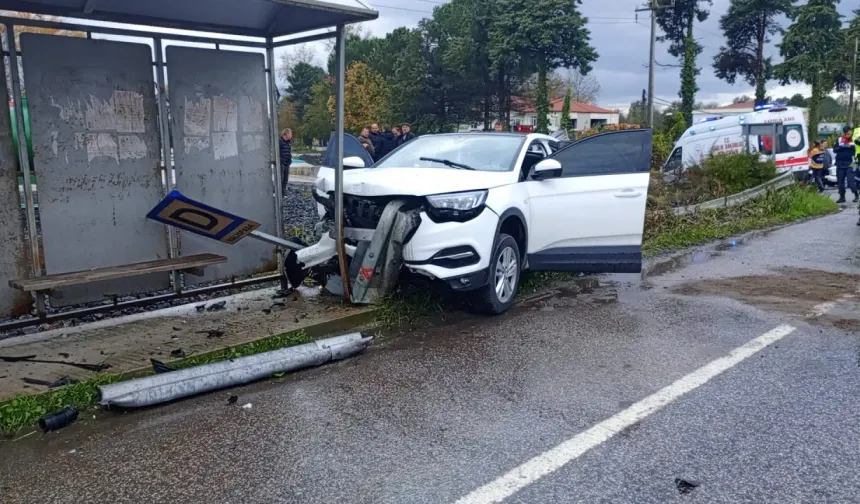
636,0,673,128
849,36,858,127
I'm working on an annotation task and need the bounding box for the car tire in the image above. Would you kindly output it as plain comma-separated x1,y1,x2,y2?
470,233,521,315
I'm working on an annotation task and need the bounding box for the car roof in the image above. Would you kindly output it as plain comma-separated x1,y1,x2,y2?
429,132,558,141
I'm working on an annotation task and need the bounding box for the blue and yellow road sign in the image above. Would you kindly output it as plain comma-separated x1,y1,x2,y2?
146,190,260,245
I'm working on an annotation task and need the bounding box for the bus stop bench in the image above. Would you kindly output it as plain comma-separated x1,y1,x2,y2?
8,254,227,293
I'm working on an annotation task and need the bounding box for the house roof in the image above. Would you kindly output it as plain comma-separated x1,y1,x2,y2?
0,0,379,38
511,96,616,114
709,101,756,110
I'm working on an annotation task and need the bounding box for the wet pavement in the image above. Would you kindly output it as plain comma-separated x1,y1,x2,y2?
1,209,859,503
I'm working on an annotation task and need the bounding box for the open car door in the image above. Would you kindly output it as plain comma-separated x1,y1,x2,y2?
524,129,652,273
321,132,374,169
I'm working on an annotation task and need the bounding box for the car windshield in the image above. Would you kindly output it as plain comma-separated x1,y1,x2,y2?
374,134,525,172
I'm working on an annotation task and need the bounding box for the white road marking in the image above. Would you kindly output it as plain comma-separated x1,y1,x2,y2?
806,302,836,318
453,323,799,504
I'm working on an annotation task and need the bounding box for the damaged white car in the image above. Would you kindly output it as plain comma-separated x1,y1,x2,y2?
295,130,652,314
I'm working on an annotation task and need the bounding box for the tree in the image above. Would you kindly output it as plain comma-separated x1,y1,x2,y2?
561,87,572,130
713,0,794,102
278,100,303,147
278,45,317,83
286,62,325,120
775,0,845,138
656,0,713,126
492,0,597,133
329,61,390,133
733,95,754,103
303,81,334,142
560,68,600,104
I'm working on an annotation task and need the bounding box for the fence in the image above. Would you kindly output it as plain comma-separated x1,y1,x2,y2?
0,26,280,320
671,171,796,216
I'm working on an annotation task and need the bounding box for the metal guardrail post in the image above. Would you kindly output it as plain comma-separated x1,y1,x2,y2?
334,24,351,303
153,37,182,294
5,24,46,318
266,40,288,291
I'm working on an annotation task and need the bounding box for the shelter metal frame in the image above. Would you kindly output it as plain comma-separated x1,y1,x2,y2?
0,0,374,326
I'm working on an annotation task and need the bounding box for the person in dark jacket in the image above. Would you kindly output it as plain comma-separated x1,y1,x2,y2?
400,123,416,144
369,123,384,161
358,126,375,159
378,125,398,158
279,128,292,196
392,126,402,147
809,141,825,193
834,127,858,203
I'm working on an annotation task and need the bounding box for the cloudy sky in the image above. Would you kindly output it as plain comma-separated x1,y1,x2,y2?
285,0,857,111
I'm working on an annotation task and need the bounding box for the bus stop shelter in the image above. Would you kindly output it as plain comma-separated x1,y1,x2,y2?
0,0,377,326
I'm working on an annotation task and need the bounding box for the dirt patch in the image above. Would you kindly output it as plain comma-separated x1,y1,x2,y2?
673,268,860,317
831,319,860,332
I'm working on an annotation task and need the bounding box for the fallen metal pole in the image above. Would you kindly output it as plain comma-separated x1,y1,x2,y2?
99,333,372,408
249,229,304,251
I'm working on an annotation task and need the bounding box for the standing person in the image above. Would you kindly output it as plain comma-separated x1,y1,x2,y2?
834,127,858,203
400,123,416,144
392,126,402,147
809,140,825,193
358,126,375,159
279,128,292,196
369,123,384,161
494,122,504,132
378,125,398,158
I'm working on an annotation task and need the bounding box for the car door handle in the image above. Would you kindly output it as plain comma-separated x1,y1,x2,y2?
614,189,641,198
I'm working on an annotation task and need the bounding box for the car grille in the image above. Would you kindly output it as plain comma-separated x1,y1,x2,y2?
343,195,391,229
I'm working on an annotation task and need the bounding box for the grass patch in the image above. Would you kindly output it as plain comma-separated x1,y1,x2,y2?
0,329,312,436
643,185,837,255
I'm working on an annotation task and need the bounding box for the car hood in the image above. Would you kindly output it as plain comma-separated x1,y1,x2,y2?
318,166,514,197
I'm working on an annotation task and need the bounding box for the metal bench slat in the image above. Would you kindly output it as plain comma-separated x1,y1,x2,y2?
9,254,227,292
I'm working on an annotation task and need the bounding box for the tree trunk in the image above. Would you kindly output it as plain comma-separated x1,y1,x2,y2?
679,16,697,128
754,18,767,103
536,59,549,134
808,72,821,142
497,67,506,127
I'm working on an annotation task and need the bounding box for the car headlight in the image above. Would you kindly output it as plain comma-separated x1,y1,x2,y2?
426,190,488,210
425,190,487,223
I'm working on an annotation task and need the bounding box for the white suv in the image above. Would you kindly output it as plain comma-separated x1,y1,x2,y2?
313,131,651,314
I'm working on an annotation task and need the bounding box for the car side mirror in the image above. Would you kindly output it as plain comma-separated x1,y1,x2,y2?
532,159,562,180
343,156,366,169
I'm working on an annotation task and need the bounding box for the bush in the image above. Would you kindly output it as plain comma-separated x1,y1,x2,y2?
688,152,777,196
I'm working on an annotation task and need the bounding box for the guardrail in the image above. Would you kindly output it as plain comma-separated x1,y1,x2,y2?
671,170,796,216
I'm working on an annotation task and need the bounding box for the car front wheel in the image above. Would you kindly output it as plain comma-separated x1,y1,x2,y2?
470,233,520,315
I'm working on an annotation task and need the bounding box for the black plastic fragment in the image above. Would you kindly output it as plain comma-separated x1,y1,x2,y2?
38,406,79,432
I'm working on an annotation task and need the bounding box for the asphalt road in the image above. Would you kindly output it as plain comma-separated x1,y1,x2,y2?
2,208,859,504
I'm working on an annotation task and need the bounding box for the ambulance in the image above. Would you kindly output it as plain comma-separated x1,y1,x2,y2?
662,104,810,178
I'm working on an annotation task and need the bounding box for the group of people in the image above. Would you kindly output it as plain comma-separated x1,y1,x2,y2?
358,123,416,161
809,125,860,206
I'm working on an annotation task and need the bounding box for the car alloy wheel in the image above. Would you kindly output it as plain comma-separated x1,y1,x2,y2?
494,245,518,303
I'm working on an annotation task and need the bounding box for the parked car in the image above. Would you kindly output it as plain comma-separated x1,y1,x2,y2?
313,130,652,314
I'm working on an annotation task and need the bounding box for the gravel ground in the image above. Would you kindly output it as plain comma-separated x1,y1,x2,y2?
0,182,323,338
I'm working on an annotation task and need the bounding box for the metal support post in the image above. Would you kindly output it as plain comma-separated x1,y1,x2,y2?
266,40,288,290
153,38,182,293
334,24,352,303
5,24,46,317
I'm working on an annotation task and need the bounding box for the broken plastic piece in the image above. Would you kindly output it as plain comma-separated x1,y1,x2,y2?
21,376,79,388
241,403,252,410
150,359,176,374
207,301,227,311
39,406,79,432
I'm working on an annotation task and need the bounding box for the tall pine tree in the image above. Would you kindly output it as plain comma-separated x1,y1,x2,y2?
713,0,794,102
656,0,712,127
775,0,844,138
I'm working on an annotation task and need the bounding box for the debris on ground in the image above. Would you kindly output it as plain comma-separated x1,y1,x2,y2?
195,304,206,313
241,403,252,410
170,349,186,359
150,359,175,374
38,406,79,432
674,268,860,319
20,376,79,388
206,301,227,312
227,395,238,405
675,478,700,494
198,329,225,339
0,354,110,372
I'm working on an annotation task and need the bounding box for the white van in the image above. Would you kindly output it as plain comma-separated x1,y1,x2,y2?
662,106,809,178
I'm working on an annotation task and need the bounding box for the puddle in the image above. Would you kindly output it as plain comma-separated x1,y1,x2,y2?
673,267,860,320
